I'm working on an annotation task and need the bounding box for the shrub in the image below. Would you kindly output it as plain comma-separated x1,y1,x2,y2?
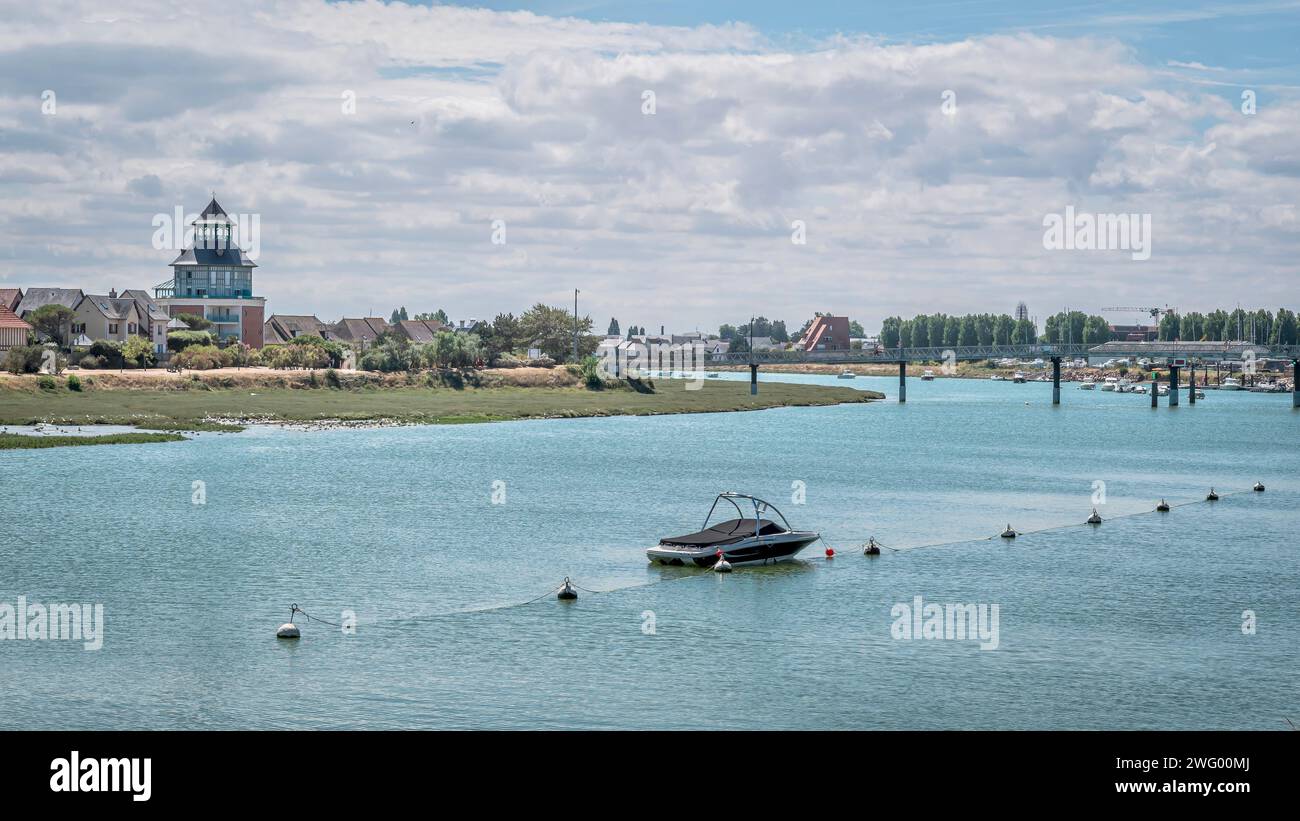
66,374,82,392
37,374,57,391
493,352,525,369
88,340,125,369
173,344,225,370
324,368,341,388
579,355,605,390
167,330,215,352
5,345,44,374
78,355,105,370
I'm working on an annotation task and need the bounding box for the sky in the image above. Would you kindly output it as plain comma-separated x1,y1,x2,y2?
1,0,1298,334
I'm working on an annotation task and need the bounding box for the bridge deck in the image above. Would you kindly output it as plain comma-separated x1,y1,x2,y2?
708,342,1300,365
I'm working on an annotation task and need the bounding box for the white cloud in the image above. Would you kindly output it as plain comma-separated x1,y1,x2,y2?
0,0,1297,332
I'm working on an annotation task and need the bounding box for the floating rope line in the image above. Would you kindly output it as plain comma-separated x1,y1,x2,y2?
281,485,1264,631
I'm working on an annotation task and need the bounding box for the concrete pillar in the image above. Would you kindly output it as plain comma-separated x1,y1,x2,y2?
1293,360,1299,409
1168,365,1179,407
1188,362,1195,404
898,361,907,403
1151,373,1158,408
749,363,758,396
1051,357,1061,405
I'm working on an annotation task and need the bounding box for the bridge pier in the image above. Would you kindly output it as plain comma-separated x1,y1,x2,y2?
1168,365,1179,407
898,362,906,403
1051,357,1061,405
749,363,758,396
1151,373,1158,408
1293,360,1298,408
1188,363,1195,405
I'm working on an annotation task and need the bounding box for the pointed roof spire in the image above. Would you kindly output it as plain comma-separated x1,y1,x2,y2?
193,194,233,226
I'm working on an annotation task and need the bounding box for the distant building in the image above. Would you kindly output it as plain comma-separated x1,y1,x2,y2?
0,303,32,352
1015,302,1029,322
264,315,328,345
15,288,85,346
801,315,850,351
1109,324,1157,342
0,288,22,313
393,318,447,343
70,289,170,355
326,317,390,346
153,197,266,347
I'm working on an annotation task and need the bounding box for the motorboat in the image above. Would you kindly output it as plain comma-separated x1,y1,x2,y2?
646,493,819,568
1220,377,1241,391
920,369,935,381
1133,384,1147,394
1116,378,1134,393
1100,377,1118,392
1079,379,1096,390
1012,371,1027,383
989,374,1006,381
1156,383,1169,396
1248,381,1278,393
837,369,856,379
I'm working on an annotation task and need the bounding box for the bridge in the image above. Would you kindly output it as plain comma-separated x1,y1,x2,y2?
705,342,1300,408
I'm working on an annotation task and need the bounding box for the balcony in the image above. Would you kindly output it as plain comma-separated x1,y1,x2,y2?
206,314,242,324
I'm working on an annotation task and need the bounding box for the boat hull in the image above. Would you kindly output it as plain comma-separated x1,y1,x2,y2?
646,532,819,568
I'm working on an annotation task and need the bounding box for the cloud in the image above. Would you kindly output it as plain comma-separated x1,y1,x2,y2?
0,0,1297,332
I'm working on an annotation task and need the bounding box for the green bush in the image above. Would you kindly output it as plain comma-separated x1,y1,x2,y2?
66,374,82,391
88,340,124,369
5,345,44,374
579,355,604,390
167,330,215,352
173,344,226,370
37,374,57,390
324,368,341,388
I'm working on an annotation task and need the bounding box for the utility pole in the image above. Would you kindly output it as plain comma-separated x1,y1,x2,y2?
573,288,580,363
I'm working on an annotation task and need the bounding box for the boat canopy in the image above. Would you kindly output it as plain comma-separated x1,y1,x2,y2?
658,493,796,547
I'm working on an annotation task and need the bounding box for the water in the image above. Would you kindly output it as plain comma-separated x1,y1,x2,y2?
1,374,1296,729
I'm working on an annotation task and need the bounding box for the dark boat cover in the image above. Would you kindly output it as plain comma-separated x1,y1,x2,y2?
659,518,785,547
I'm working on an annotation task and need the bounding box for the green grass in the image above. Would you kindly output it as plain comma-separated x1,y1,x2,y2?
0,379,879,430
0,432,187,450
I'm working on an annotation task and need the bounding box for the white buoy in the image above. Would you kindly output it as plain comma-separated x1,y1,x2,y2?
1253,482,1265,492
713,550,733,573
1086,508,1102,525
276,623,300,639
1207,488,1219,501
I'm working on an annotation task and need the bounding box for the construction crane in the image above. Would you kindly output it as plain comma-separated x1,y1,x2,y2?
1102,305,1178,340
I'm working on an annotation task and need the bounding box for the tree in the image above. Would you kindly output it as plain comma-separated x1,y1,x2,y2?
910,315,930,347
1082,315,1111,345
1011,318,1036,345
519,303,593,363
173,312,211,331
848,320,865,338
607,317,620,336
27,304,75,346
168,330,215,352
880,317,901,349
718,324,737,340
1271,308,1297,346
390,309,401,324
120,335,156,370
486,312,519,360
415,309,449,325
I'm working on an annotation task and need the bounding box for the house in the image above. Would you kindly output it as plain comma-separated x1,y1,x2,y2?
119,289,172,355
0,288,22,313
153,197,266,347
0,303,32,352
264,315,328,345
71,292,148,346
393,319,446,343
326,317,390,346
15,288,84,342
801,315,850,351
452,319,486,334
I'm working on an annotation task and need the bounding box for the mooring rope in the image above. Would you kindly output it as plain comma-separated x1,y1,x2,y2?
281,485,1264,632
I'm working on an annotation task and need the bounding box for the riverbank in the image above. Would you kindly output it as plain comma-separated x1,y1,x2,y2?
0,368,880,431
0,431,188,450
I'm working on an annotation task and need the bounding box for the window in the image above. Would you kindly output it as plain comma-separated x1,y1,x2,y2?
109,324,119,334
128,323,137,334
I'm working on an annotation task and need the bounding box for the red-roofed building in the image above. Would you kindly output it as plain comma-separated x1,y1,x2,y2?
801,315,850,352
0,302,33,352
0,288,21,313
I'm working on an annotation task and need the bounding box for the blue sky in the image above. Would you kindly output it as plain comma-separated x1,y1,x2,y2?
450,0,1300,86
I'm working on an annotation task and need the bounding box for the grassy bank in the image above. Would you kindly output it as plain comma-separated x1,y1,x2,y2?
0,432,187,450
0,374,880,429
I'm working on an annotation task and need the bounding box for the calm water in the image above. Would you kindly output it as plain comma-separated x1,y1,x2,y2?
1,374,1296,729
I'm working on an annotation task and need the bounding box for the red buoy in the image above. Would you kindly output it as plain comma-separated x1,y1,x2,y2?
825,547,835,558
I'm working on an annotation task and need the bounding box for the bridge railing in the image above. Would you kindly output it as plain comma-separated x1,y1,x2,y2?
707,342,1300,365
